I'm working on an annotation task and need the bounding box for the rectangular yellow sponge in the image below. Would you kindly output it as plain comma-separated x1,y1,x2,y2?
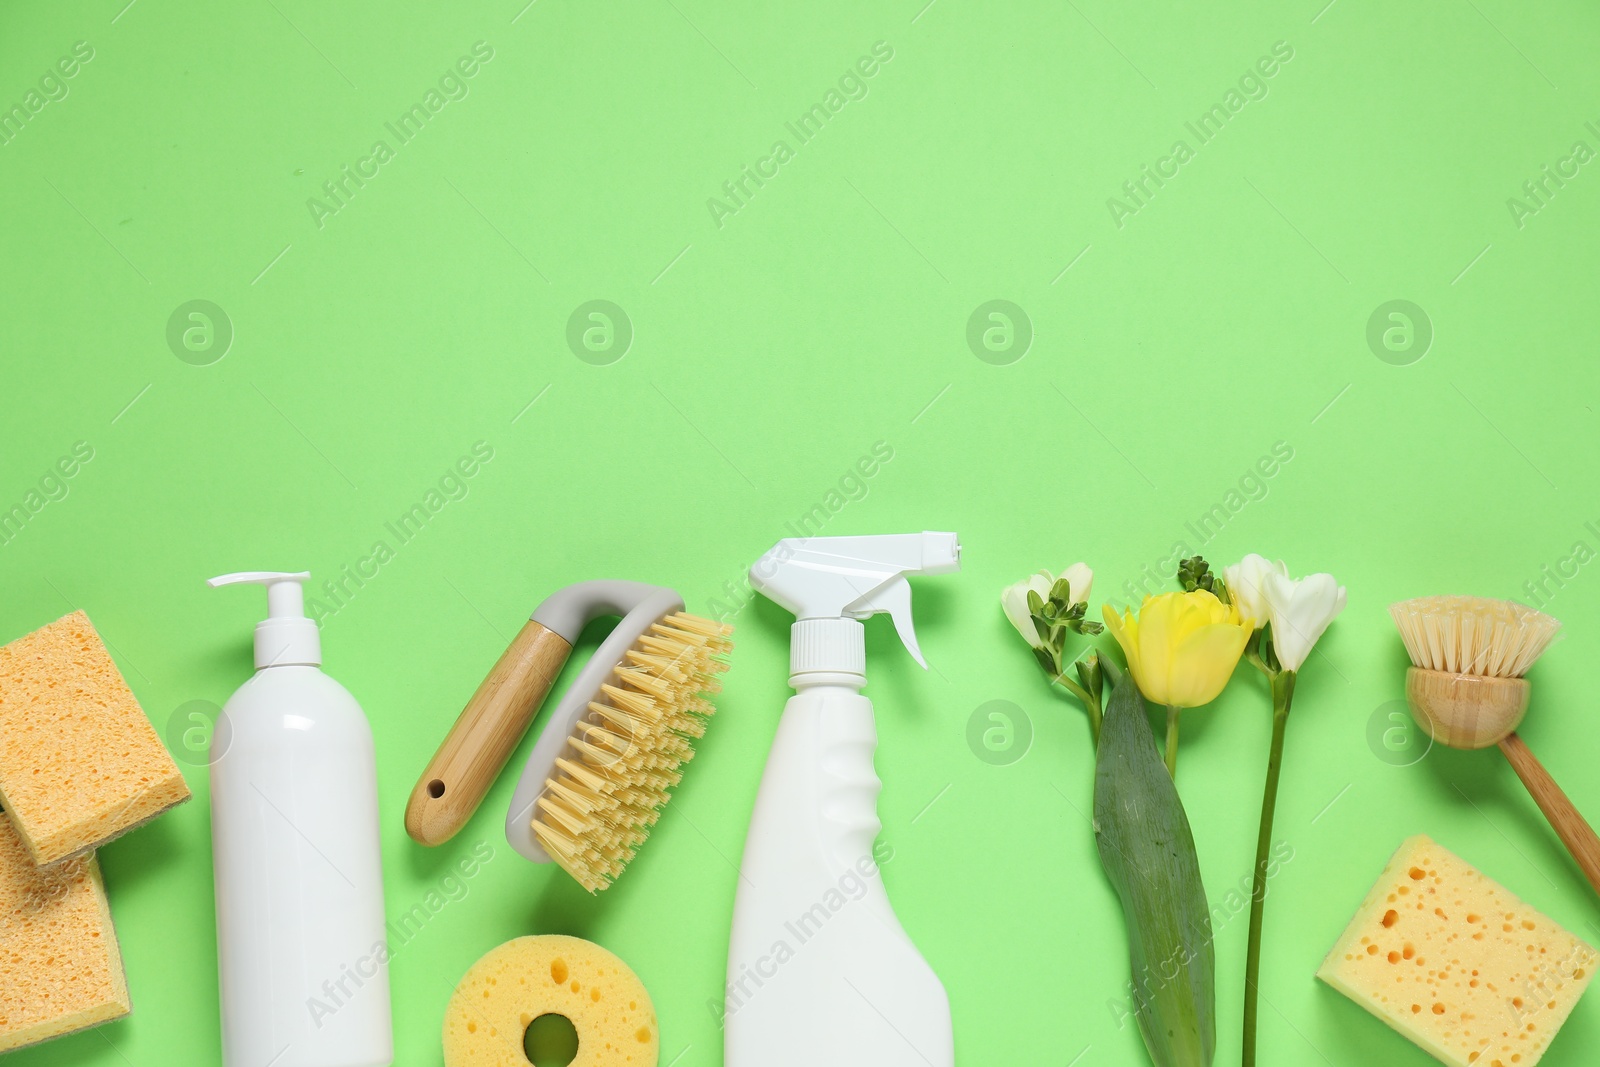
0,815,130,1051
1318,834,1596,1066
0,611,190,865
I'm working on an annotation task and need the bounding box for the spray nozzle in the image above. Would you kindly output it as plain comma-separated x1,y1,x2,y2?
208,571,320,669
751,533,960,683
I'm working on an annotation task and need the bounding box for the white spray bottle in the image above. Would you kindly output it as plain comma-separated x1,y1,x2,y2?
207,571,393,1067
726,533,960,1067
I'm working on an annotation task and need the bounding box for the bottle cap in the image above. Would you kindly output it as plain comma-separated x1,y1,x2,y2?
207,571,321,669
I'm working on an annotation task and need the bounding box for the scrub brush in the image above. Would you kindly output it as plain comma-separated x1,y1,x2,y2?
407,580,732,892
1391,595,1600,896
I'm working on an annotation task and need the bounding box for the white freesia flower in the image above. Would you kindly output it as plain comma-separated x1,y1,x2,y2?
1262,570,1347,671
1223,553,1286,630
1059,562,1093,605
1001,564,1093,649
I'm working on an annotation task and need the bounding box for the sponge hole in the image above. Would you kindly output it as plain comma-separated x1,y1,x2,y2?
428,779,446,799
523,1013,578,1066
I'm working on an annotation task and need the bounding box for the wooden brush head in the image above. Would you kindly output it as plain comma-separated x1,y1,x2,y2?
1391,596,1559,749
1405,667,1529,748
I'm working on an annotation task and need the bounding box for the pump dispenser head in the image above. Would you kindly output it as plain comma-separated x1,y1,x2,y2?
207,571,321,669
751,532,960,686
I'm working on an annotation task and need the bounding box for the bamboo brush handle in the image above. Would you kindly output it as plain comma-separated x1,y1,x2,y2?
1498,732,1600,897
405,621,572,847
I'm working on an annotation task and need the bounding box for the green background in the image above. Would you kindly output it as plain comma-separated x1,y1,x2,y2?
3,0,1598,1063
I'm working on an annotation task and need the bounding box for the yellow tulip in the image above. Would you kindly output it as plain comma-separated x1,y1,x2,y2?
1102,590,1250,709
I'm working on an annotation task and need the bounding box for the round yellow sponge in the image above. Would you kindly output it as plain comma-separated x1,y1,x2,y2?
443,934,658,1067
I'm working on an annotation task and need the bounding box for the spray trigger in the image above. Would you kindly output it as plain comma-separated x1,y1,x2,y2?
848,576,925,668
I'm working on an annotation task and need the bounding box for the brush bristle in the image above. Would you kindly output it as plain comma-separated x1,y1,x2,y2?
1389,596,1560,678
530,612,733,892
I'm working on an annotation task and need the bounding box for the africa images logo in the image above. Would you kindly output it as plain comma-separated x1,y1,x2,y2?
706,41,895,229
305,43,496,230
1105,41,1295,229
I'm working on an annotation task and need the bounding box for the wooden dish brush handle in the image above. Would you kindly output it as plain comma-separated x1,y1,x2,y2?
405,621,573,847
1498,732,1600,897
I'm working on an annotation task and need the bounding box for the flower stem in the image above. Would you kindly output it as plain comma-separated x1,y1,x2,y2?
1050,673,1089,705
1075,655,1104,744
1164,704,1180,776
1049,660,1104,744
1049,681,1100,748
1051,674,1101,743
1243,669,1296,1067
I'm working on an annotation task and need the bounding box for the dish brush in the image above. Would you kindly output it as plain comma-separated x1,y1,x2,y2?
406,580,732,892
1391,595,1600,896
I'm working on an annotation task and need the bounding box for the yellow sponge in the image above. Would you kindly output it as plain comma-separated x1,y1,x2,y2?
443,935,657,1066
1319,835,1596,1066
0,814,130,1051
0,611,190,865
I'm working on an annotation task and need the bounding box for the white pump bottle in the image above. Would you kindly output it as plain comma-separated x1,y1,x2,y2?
726,533,960,1067
207,571,392,1067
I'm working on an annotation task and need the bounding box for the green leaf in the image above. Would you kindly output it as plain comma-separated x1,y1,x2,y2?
1093,674,1216,1067
1030,613,1052,645
1074,652,1102,704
